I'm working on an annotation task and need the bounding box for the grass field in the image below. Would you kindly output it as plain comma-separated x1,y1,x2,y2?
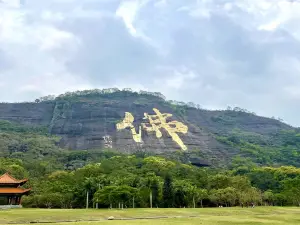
1,207,300,225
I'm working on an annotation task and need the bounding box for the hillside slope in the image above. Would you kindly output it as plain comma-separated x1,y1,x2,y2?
0,89,299,167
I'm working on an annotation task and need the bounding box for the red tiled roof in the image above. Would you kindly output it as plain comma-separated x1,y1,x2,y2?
0,173,28,184
0,188,31,194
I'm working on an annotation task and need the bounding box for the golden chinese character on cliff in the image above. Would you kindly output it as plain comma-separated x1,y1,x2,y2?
116,108,188,150
142,108,188,150
116,112,142,143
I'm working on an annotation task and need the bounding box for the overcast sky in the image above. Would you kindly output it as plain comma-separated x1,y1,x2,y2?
0,0,300,127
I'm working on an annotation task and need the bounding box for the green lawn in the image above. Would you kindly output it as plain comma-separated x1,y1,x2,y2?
1,207,300,225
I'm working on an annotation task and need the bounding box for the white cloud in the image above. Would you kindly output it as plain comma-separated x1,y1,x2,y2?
0,0,300,126
0,0,87,101
116,0,140,35
1,0,21,8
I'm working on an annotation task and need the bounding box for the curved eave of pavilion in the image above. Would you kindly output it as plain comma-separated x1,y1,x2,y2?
18,179,28,186
0,173,29,185
23,188,31,195
0,188,32,195
0,180,28,186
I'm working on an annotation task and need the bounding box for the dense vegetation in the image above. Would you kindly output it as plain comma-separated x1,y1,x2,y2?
1,154,300,208
0,89,300,209
0,122,299,208
216,129,300,166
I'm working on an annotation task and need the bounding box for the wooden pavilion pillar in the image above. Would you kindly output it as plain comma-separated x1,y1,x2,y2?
17,196,21,205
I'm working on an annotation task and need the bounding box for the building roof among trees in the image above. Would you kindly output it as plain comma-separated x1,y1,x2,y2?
0,173,28,185
0,188,31,194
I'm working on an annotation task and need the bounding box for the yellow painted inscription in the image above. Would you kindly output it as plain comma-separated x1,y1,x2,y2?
116,112,142,143
142,108,188,150
116,108,188,150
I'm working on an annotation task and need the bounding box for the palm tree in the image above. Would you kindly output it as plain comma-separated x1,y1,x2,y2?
83,177,94,209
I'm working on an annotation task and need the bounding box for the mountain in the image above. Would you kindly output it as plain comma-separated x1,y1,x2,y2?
0,89,299,168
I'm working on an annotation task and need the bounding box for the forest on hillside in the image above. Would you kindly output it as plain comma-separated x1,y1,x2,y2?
0,121,299,208
1,155,300,208
0,90,300,208
0,122,300,208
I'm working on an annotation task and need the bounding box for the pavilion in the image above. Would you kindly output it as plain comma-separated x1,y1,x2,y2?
0,173,31,207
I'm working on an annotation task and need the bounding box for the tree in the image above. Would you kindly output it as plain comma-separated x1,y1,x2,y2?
143,172,161,208
263,190,275,206
283,177,300,206
83,177,94,209
38,193,62,208
248,168,280,191
240,187,262,206
93,185,137,209
197,189,208,208
38,95,56,102
93,186,117,208
174,188,186,208
163,174,174,208
274,193,287,206
143,157,176,176
173,180,205,208
150,179,160,208
210,187,237,207
209,174,231,190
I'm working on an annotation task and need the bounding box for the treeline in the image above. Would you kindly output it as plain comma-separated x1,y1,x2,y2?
1,155,300,209
34,89,204,111
34,89,270,115
0,88,285,126
35,88,167,102
36,89,255,113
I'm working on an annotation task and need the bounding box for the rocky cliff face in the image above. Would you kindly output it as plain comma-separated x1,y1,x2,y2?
0,90,294,166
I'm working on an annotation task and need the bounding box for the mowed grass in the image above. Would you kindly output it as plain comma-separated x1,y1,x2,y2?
1,207,300,225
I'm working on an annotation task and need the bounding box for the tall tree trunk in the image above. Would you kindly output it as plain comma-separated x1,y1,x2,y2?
200,199,203,208
150,191,153,208
133,196,135,208
96,183,100,209
86,190,89,209
193,196,196,208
